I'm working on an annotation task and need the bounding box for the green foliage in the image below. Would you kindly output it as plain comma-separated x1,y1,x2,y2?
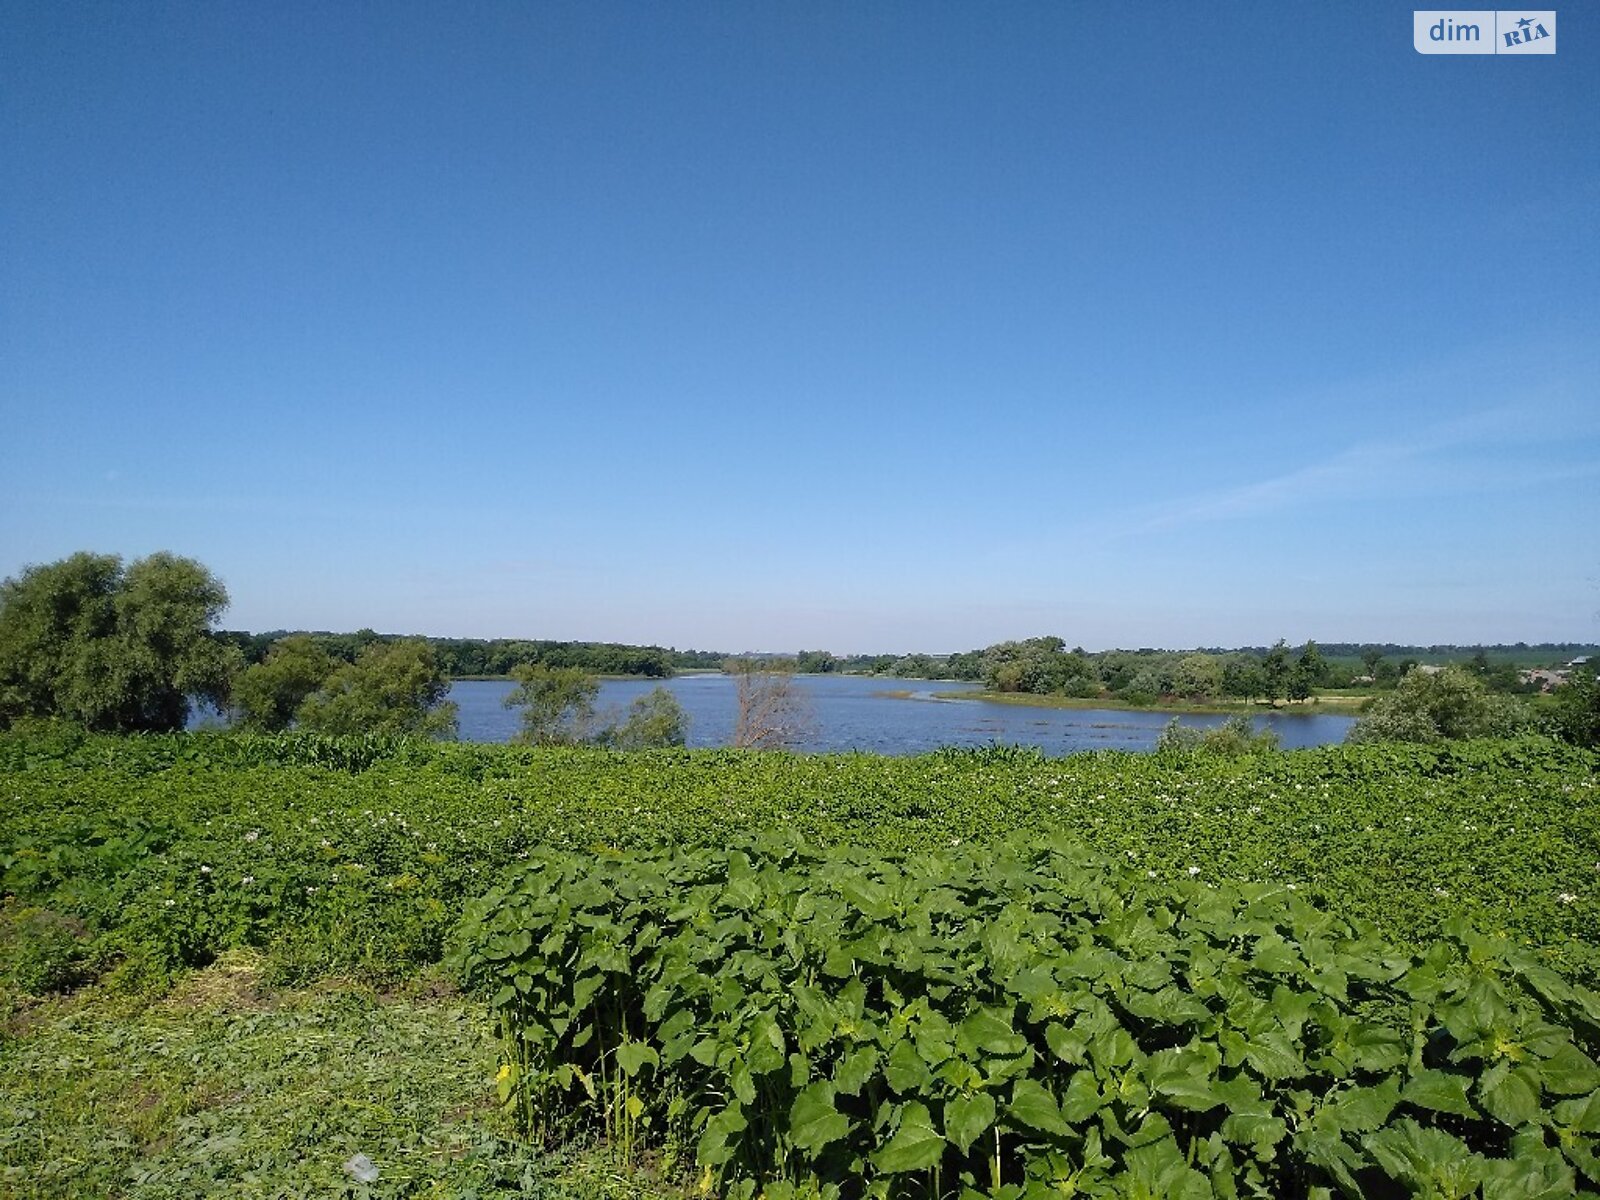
1552,664,1600,749
0,903,95,994
1173,654,1223,701
3,731,1596,995
1290,640,1327,702
794,650,838,675
1155,715,1280,757
1350,665,1540,745
0,959,670,1199
602,687,689,750
504,670,689,750
223,629,717,678
230,634,337,731
1261,640,1291,705
296,638,458,738
4,728,1600,1195
503,664,600,745
226,729,421,772
0,551,236,732
454,835,1600,1198
982,637,1099,696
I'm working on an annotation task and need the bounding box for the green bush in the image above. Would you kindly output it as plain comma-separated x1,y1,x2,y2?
1155,716,1279,757
1349,665,1540,744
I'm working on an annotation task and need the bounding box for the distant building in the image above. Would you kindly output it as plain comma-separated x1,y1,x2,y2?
1521,668,1566,693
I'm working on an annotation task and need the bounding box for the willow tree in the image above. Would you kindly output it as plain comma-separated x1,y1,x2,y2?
0,551,237,732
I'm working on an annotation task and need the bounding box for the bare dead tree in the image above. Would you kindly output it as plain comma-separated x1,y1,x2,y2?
729,659,814,749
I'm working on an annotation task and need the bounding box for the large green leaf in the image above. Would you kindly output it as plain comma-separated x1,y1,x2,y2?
872,1101,946,1173
1243,1029,1306,1081
841,876,893,920
696,1103,749,1168
746,1011,787,1075
1044,1021,1089,1066
958,1006,1028,1057
885,1037,933,1094
1402,1069,1477,1118
1539,1044,1600,1097
1122,1135,1214,1200
1148,1044,1224,1112
1219,1110,1287,1160
1060,1070,1103,1122
1321,1078,1400,1133
1553,1088,1600,1133
1479,1062,1543,1129
1479,1149,1579,1200
944,1092,996,1155
614,1040,658,1077
1008,1078,1070,1136
789,1082,851,1154
833,1046,878,1097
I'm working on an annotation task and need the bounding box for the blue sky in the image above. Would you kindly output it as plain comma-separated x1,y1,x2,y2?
3,3,1596,653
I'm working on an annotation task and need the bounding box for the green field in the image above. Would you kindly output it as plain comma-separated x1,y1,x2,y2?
2,732,1598,1197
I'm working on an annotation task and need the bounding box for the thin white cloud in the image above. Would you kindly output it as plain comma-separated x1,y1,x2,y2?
1124,405,1597,536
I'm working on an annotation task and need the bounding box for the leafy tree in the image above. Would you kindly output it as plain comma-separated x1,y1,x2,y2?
981,637,1103,695
1551,662,1599,748
1288,641,1326,702
1119,667,1164,706
1221,657,1265,703
794,650,837,675
296,638,457,738
231,635,337,731
943,650,985,681
1360,646,1385,677
1261,640,1291,706
0,551,237,732
1347,665,1537,744
1173,654,1222,701
603,687,690,749
501,664,598,745
504,668,691,748
891,654,938,679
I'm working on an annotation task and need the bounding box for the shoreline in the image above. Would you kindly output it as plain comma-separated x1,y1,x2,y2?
450,670,718,682
925,690,1369,716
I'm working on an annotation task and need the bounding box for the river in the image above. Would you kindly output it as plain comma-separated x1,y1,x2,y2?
451,674,1355,754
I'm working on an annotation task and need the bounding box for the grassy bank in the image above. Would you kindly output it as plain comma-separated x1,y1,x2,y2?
0,952,676,1198
932,689,1371,715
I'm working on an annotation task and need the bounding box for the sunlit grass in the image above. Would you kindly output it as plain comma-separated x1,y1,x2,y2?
0,951,681,1199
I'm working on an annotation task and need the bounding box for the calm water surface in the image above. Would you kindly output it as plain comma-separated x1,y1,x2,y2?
453,674,1354,754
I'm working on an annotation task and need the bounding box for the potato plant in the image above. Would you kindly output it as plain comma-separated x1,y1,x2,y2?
1,732,1596,989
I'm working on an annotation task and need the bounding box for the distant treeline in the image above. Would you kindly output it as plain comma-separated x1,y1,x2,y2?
775,640,1599,705
1195,642,1599,667
217,631,726,678
219,632,1598,689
